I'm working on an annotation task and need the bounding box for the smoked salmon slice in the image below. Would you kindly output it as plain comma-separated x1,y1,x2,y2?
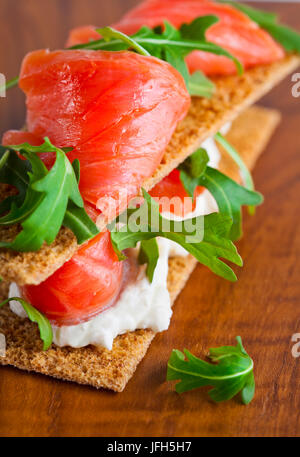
67,0,284,76
16,49,190,215
21,229,124,326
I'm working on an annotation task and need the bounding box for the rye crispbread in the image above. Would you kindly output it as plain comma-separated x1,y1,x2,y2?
0,55,297,286
0,105,280,391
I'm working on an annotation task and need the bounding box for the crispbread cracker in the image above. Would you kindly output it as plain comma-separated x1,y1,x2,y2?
0,55,297,286
0,105,280,391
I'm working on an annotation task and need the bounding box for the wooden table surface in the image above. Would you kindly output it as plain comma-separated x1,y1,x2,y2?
0,1,299,437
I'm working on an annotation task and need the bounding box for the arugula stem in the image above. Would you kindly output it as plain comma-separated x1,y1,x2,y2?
215,132,256,214
1,76,19,92
71,36,242,74
215,132,254,191
167,359,253,381
96,27,150,56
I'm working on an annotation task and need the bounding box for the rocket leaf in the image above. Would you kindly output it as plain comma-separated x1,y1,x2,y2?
0,138,99,251
0,146,32,215
0,297,53,351
197,167,263,240
97,26,151,56
138,238,159,283
179,147,263,240
70,18,242,94
214,132,257,215
110,189,242,282
188,71,215,98
167,336,255,404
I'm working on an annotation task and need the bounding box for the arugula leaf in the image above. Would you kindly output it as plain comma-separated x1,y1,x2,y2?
0,149,47,226
134,17,242,75
214,132,257,215
0,146,31,215
127,17,241,90
198,167,263,240
0,138,99,251
180,147,210,179
71,158,81,182
98,26,150,56
110,189,242,282
178,147,210,198
0,149,10,170
0,138,82,251
167,336,255,404
138,238,159,283
188,71,215,98
215,133,254,192
0,297,53,350
180,16,217,41
219,0,300,53
63,201,99,245
70,19,243,92
179,147,263,239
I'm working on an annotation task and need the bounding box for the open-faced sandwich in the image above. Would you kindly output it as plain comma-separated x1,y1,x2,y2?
0,0,299,393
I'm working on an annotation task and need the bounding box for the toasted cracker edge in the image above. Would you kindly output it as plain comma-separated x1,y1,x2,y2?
0,105,281,391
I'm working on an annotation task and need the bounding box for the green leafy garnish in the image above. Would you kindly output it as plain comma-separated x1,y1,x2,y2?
0,138,99,251
138,238,159,283
215,133,254,191
199,167,262,240
178,147,263,240
71,19,242,94
0,147,47,228
0,297,53,350
63,201,99,245
178,147,210,194
110,189,242,282
214,132,257,215
167,336,255,404
0,76,19,92
98,26,151,56
219,0,300,53
188,71,215,98
0,146,31,215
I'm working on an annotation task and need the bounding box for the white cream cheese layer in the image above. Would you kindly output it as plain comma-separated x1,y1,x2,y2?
9,241,171,350
49,242,172,350
9,130,227,350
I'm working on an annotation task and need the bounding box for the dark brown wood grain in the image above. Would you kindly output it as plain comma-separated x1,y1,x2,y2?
0,1,299,437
